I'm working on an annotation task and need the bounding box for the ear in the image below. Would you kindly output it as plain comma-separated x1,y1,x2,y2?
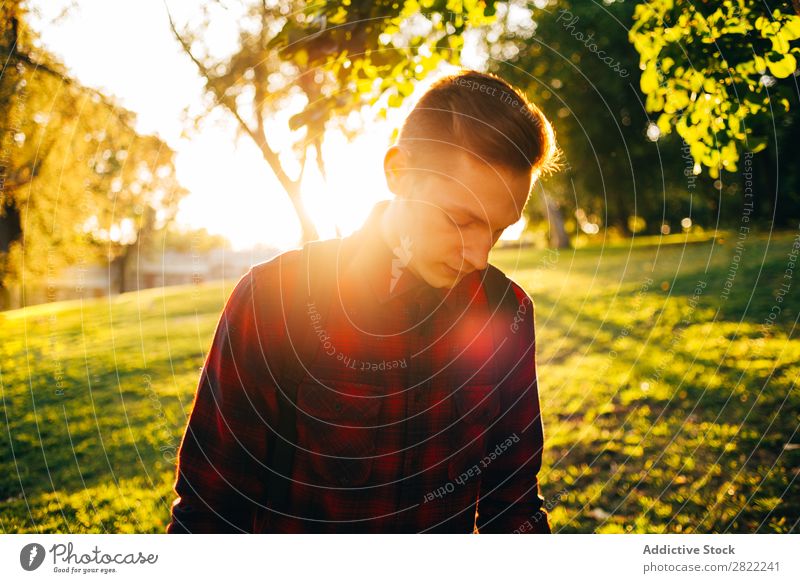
383,145,411,198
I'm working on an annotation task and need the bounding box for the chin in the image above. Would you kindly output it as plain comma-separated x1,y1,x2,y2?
433,271,461,289
425,277,449,289
418,262,461,289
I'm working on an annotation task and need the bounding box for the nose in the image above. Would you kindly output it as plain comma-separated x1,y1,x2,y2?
461,234,491,272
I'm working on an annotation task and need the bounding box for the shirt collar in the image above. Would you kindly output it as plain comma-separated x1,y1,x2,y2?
344,200,479,314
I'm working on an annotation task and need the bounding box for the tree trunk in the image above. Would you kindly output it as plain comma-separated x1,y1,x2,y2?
0,200,22,253
0,276,9,311
0,202,22,310
113,246,133,294
612,189,632,236
313,141,341,238
542,194,571,249
287,185,320,243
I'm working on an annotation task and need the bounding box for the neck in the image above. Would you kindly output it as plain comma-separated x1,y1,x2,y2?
379,198,430,286
379,199,400,252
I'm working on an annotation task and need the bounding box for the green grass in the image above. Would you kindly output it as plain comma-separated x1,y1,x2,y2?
1,230,798,533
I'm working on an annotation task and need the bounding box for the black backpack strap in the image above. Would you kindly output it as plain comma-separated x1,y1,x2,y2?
481,264,526,385
268,238,345,512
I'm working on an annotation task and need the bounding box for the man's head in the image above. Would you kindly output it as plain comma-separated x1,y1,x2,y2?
381,70,558,289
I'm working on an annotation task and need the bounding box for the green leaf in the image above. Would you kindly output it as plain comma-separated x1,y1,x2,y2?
783,16,800,39
640,64,660,94
387,92,404,108
766,52,797,78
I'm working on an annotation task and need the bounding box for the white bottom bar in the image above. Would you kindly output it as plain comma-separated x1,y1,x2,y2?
1,534,797,582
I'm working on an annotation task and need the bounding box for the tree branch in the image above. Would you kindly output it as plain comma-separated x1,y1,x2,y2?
164,1,300,198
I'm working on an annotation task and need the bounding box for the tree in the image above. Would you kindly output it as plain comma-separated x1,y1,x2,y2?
490,0,693,241
100,133,186,293
485,0,800,239
630,0,800,178
0,1,186,306
166,0,499,243
160,225,231,254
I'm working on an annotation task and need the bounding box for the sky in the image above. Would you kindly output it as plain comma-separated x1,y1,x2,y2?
27,1,524,250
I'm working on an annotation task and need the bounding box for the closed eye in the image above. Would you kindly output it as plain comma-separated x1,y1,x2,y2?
455,220,504,238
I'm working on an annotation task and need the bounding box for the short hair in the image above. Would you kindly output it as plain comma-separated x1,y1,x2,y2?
397,70,558,176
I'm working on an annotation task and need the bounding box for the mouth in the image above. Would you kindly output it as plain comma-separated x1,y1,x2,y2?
442,263,466,278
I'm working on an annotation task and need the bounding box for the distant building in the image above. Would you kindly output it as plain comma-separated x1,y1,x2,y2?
7,246,282,310
135,247,281,288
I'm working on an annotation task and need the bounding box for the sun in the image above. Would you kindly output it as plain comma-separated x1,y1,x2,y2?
301,128,393,239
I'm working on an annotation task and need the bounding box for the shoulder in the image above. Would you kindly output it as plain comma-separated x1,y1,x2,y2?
248,247,303,282
484,264,536,347
508,275,534,312
235,237,348,305
484,263,535,313
221,247,304,317
248,237,347,283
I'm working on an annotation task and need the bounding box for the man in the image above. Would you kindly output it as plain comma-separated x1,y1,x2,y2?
167,70,558,533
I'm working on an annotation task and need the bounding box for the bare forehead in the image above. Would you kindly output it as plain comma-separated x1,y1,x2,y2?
431,162,530,227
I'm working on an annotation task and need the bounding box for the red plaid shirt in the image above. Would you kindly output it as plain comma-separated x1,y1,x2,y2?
167,201,549,533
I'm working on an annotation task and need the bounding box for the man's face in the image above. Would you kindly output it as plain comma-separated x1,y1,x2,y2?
385,147,533,289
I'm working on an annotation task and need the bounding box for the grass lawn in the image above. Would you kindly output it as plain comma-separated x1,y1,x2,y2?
1,230,798,533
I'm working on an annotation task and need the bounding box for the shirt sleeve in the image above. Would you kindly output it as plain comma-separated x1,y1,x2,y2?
166,267,279,533
475,286,550,534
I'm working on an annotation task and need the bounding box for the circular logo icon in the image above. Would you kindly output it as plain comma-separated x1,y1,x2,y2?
20,543,46,571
